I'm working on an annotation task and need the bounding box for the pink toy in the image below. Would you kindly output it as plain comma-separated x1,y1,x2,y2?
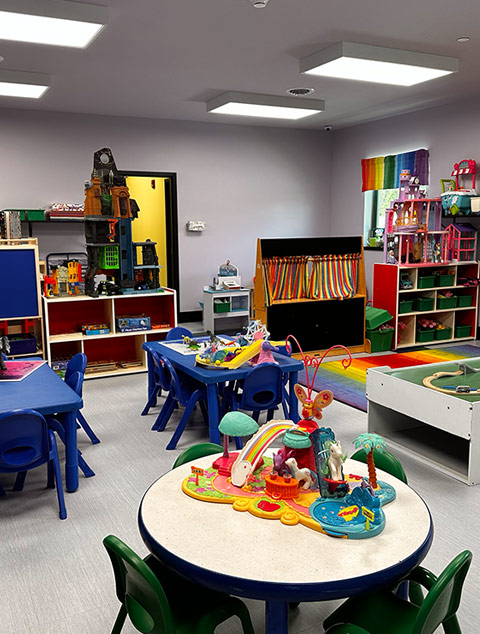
250,340,279,366
452,159,476,191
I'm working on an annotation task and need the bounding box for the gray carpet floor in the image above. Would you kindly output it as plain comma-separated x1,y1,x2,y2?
1,372,479,634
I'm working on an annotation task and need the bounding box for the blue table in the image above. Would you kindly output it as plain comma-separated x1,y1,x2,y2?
0,363,83,492
142,339,304,443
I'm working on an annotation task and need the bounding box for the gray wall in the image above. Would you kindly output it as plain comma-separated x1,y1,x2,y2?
0,108,332,313
330,96,480,297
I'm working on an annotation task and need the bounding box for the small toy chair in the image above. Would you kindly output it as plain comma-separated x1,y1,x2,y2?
172,442,223,469
142,349,171,416
350,448,408,484
47,371,95,478
323,550,472,634
151,353,208,450
275,343,292,418
65,352,100,445
103,534,255,634
0,409,67,519
165,326,193,341
222,362,284,424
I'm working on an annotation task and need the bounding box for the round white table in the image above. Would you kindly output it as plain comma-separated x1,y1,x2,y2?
138,456,433,634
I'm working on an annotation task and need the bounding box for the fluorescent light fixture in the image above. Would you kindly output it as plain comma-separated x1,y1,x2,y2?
300,42,458,86
0,69,50,98
0,0,107,48
207,92,325,120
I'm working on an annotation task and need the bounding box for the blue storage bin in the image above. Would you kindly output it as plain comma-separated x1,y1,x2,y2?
8,334,37,354
442,191,474,215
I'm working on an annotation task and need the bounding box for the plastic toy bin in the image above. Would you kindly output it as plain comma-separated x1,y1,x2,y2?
413,297,434,311
435,274,455,287
436,296,457,309
417,275,435,289
7,334,37,354
455,324,472,338
434,327,452,340
214,299,231,313
399,299,414,314
366,328,394,352
416,329,436,343
456,295,473,308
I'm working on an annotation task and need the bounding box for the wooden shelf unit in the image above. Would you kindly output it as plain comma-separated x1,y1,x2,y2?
373,262,479,350
253,236,367,354
43,289,177,378
0,238,45,359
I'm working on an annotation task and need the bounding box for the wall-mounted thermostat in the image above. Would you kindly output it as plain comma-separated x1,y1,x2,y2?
186,220,206,232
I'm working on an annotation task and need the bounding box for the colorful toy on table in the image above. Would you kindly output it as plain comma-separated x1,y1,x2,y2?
248,340,279,366
352,433,388,490
423,361,480,395
213,411,259,476
182,336,201,351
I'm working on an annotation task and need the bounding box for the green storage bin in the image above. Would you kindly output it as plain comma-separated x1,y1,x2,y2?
26,209,45,221
214,299,231,313
456,295,473,308
434,327,452,340
413,297,434,311
366,328,394,352
436,296,457,309
435,274,455,287
365,306,393,330
398,299,414,314
416,329,436,343
455,324,472,338
417,275,435,289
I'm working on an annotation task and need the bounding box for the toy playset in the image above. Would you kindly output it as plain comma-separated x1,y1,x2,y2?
182,339,397,539
423,361,480,396
441,159,479,216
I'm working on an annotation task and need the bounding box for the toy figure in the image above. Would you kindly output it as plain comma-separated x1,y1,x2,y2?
250,340,279,365
272,446,294,476
294,383,333,423
327,441,346,481
0,336,10,371
285,457,317,490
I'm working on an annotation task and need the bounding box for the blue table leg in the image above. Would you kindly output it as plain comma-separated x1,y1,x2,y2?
288,371,299,423
206,384,221,444
64,411,78,492
265,600,288,634
146,350,155,400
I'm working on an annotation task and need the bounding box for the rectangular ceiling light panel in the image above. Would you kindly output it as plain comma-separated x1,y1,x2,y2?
0,0,107,48
300,42,458,86
0,69,50,98
207,92,325,120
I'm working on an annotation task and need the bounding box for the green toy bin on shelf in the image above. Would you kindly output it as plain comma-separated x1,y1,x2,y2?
417,329,436,343
436,296,457,309
413,297,434,311
435,273,455,287
455,324,472,338
434,327,452,340
417,275,435,289
398,299,414,314
456,295,473,307
214,298,231,313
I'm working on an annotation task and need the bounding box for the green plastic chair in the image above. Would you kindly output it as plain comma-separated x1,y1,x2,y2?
103,535,255,634
350,448,408,484
323,550,472,634
172,442,223,469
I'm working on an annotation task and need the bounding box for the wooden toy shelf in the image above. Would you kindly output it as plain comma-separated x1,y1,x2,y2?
253,236,367,355
43,289,177,378
373,262,479,350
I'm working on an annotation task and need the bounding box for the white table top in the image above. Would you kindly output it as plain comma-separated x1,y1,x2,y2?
139,455,432,596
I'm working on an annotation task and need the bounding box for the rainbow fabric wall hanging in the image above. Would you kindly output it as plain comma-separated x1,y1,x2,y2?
361,148,429,192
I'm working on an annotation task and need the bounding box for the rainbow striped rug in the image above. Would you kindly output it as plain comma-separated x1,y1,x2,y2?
298,344,480,412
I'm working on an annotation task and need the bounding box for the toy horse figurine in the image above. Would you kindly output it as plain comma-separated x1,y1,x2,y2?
327,441,346,481
0,336,10,371
285,457,317,490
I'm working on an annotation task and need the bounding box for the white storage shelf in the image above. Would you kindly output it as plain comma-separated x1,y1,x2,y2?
203,289,251,334
43,289,177,378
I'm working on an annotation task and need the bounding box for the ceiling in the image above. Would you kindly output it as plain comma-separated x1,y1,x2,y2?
1,0,479,129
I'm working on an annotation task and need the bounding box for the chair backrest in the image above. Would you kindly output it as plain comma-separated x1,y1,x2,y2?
413,550,472,634
350,448,408,484
0,409,50,473
158,356,189,405
150,350,171,392
172,442,223,469
165,327,193,341
103,534,175,634
65,371,84,398
239,363,284,411
65,353,87,382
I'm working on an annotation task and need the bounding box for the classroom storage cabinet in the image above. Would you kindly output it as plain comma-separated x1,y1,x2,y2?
202,288,251,334
373,261,479,350
43,289,177,378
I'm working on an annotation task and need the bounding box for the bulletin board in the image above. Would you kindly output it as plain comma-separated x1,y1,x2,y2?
0,246,40,318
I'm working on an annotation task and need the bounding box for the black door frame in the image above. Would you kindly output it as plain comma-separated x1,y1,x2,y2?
120,170,180,317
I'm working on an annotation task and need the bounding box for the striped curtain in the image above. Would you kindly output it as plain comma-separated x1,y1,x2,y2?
308,254,361,300
262,256,309,307
361,149,429,192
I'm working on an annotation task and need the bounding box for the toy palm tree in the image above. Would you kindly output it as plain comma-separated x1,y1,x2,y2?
353,433,387,489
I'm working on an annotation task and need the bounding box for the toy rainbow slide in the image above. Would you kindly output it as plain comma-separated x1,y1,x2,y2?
231,420,297,487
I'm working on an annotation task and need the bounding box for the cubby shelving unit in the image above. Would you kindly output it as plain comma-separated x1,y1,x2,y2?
373,261,479,350
43,289,177,378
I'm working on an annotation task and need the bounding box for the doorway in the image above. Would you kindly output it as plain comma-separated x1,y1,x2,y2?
119,171,179,315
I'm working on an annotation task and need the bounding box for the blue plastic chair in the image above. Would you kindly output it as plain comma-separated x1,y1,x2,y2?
47,371,95,478
165,326,193,341
65,353,100,445
0,409,67,519
142,349,171,416
151,353,208,450
222,362,284,424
